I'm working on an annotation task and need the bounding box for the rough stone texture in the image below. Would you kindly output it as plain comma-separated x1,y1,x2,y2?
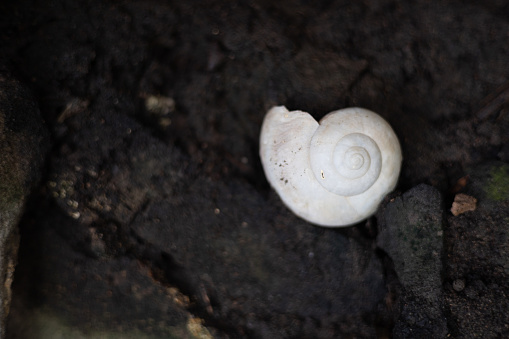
444,162,509,337
377,184,447,338
0,0,508,338
0,72,48,337
8,110,386,338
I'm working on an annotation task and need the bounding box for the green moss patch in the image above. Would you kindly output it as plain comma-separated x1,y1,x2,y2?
487,164,509,202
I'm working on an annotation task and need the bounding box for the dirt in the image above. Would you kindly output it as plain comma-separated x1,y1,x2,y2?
0,0,508,338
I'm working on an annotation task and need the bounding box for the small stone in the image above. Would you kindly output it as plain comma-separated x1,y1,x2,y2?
453,279,465,292
145,95,175,116
451,193,477,216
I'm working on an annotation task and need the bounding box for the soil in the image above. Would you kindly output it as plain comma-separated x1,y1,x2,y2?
0,0,508,338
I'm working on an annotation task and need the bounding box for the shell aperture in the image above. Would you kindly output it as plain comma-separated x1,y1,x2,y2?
259,106,402,227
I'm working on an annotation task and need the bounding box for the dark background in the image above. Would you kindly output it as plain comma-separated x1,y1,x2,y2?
1,0,508,338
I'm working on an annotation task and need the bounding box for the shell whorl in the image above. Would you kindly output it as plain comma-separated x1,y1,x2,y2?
259,106,402,227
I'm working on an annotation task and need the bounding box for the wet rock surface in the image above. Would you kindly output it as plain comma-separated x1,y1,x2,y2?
0,0,508,338
0,71,49,338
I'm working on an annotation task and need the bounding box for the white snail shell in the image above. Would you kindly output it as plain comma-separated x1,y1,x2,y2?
259,106,402,227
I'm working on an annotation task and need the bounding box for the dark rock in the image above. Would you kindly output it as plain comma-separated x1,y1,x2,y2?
9,106,386,337
445,162,509,337
377,184,447,338
1,0,509,337
0,71,48,337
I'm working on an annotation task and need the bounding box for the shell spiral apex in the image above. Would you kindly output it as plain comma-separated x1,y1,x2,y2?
259,106,402,227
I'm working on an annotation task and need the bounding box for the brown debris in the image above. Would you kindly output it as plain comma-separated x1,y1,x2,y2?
451,193,478,216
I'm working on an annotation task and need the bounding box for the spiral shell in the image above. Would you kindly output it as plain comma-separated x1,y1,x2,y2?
259,106,402,227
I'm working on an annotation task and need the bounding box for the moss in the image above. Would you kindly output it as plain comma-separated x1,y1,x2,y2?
0,158,25,214
487,164,509,202
0,180,24,216
0,186,23,211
